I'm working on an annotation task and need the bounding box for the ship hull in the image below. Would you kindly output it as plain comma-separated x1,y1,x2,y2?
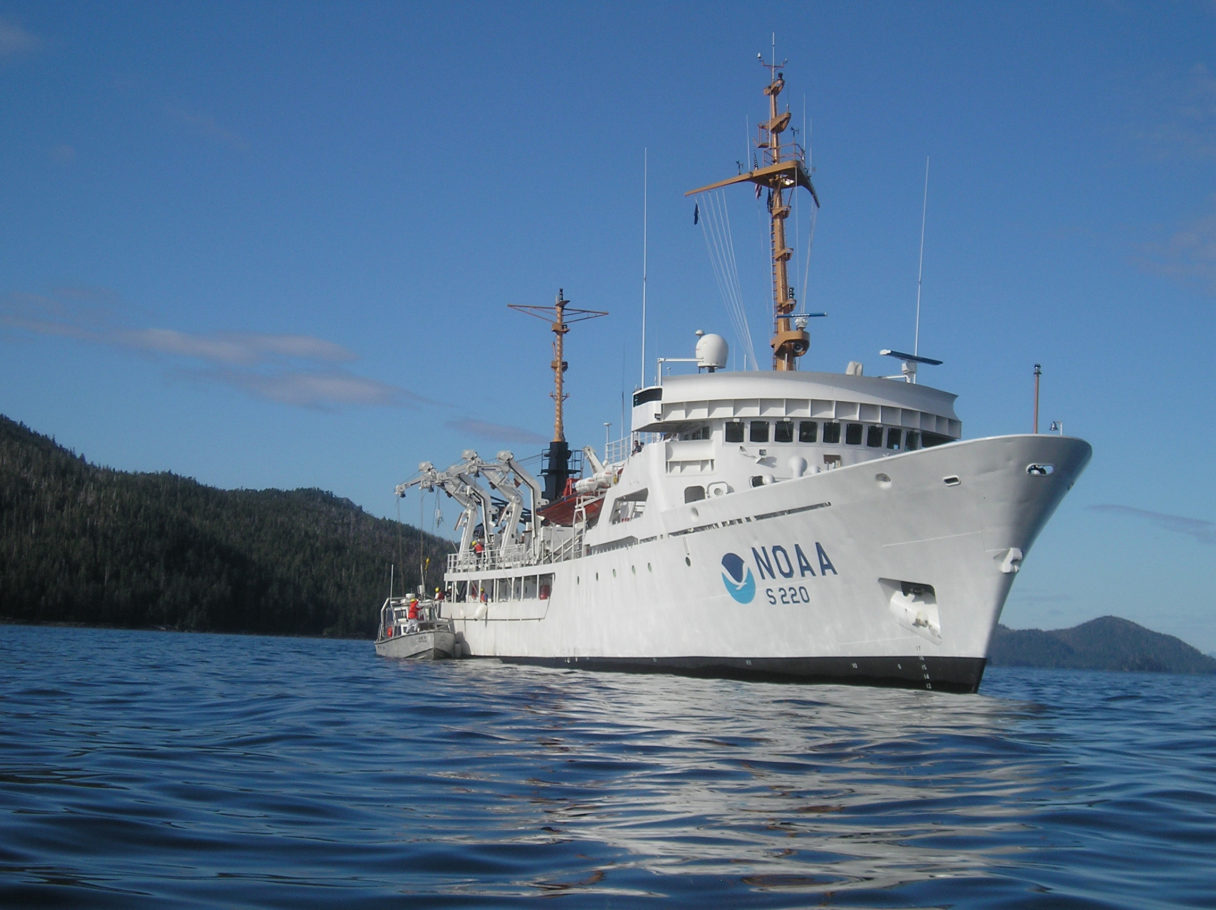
497,654,986,693
438,434,1090,692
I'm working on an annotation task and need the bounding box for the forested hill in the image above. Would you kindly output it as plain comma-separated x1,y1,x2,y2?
989,617,1216,674
0,415,452,637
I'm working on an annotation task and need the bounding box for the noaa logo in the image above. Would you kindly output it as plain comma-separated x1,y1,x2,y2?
720,552,756,604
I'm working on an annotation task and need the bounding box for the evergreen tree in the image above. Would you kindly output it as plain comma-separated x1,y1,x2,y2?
0,415,453,637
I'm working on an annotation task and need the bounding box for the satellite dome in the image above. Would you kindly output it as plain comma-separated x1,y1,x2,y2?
695,332,728,370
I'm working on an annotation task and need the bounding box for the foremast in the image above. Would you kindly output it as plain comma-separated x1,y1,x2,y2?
687,59,820,371
509,290,607,502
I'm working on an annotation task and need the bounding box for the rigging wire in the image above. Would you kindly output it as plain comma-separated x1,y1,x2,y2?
697,189,759,370
700,193,744,364
799,103,817,326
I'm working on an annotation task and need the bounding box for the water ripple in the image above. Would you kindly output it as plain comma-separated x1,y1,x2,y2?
2,625,1214,908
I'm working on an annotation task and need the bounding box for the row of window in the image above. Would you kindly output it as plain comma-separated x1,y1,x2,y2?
453,574,554,602
720,419,950,451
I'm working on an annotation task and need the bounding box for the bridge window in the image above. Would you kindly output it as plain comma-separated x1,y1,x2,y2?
885,428,903,450
823,421,841,444
923,431,951,448
774,420,793,443
866,425,884,447
633,387,662,406
749,421,769,442
845,423,863,445
798,420,817,442
906,431,921,450
725,421,744,443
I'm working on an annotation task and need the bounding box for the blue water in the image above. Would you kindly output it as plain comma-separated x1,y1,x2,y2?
2,626,1214,908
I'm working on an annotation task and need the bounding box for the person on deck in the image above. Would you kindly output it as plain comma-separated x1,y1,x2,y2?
407,596,419,632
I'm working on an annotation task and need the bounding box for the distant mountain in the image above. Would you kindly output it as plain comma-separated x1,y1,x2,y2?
0,414,453,637
990,616,1216,674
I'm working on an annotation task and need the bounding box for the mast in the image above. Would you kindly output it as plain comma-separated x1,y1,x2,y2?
687,54,820,371
551,292,570,442
510,290,607,501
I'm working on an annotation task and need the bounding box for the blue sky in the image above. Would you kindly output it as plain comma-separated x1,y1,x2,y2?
3,1,1214,651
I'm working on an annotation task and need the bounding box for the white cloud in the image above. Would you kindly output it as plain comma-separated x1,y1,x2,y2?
120,327,355,365
162,102,249,151
1178,62,1216,159
0,15,40,59
208,369,409,410
446,417,549,446
1146,62,1216,161
0,290,113,338
1,287,417,410
1137,195,1216,295
1088,504,1216,546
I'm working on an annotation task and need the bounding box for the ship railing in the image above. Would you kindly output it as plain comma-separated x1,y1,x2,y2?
604,432,661,466
761,138,808,168
446,542,532,573
548,529,585,564
603,435,631,466
381,598,448,633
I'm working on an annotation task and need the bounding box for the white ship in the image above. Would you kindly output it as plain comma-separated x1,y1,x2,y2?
393,61,1090,692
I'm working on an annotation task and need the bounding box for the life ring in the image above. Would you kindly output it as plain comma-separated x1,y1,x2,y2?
539,584,550,600
386,625,393,638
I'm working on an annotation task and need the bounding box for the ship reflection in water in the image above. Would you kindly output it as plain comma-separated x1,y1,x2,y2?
421,662,1057,901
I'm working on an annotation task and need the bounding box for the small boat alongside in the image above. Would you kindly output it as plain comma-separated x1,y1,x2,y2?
374,595,458,660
